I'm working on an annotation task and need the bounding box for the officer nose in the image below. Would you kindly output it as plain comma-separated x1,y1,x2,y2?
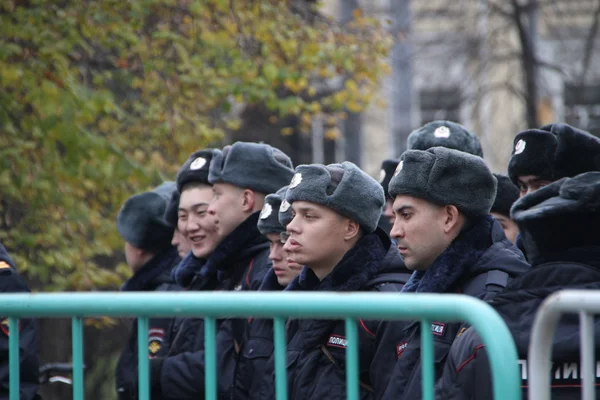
390,219,404,240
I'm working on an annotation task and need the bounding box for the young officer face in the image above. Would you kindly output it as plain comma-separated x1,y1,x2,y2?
283,201,351,273
491,212,519,244
265,233,303,286
208,183,248,240
171,229,191,258
179,185,219,259
516,175,552,197
390,195,451,271
383,199,395,227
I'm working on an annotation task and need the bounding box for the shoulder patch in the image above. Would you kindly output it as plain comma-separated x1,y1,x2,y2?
396,341,408,358
431,322,446,337
0,318,21,337
327,334,348,349
148,328,165,357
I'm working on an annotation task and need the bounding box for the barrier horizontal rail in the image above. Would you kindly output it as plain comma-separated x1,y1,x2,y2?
529,290,600,400
0,291,522,400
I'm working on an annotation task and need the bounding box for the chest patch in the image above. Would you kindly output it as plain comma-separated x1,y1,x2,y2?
431,322,446,337
327,334,348,349
148,328,165,358
396,341,408,358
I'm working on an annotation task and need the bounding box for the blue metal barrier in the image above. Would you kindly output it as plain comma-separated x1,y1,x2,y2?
0,291,522,400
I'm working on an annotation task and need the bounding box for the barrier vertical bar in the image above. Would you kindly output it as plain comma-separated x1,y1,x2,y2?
205,317,217,400
72,317,85,400
273,317,287,400
421,320,434,400
8,317,19,400
137,318,149,400
580,311,595,400
345,318,359,400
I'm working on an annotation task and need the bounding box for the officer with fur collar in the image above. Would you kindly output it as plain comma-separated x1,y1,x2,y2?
508,123,600,197
115,182,182,399
375,147,529,399
281,161,408,399
233,185,303,400
0,243,40,400
150,142,294,399
490,174,520,244
436,172,600,399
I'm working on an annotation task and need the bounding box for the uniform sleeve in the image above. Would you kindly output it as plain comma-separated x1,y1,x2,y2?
370,320,409,399
156,320,237,399
435,328,492,400
0,245,40,400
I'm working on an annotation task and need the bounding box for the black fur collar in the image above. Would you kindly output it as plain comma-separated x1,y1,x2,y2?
171,252,206,288
285,231,387,292
121,246,179,292
198,211,268,282
401,215,495,293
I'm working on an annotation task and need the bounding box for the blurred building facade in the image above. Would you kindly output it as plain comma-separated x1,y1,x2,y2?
322,0,600,175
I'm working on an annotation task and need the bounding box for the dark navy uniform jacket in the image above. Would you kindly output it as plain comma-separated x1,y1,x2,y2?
0,243,40,400
436,246,600,400
116,246,181,399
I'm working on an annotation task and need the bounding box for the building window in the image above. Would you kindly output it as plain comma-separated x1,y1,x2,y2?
564,84,600,138
419,88,462,125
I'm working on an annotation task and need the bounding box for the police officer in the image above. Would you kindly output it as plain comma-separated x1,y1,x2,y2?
377,159,399,233
149,142,294,399
233,185,303,400
165,190,191,259
0,243,40,400
115,182,182,399
281,161,407,399
375,147,529,399
436,172,600,399
508,123,600,197
490,174,520,244
406,120,484,157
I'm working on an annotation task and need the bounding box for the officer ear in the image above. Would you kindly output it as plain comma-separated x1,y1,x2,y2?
442,205,462,235
343,218,361,242
241,189,257,212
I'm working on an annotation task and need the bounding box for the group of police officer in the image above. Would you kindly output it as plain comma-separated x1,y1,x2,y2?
3,120,600,399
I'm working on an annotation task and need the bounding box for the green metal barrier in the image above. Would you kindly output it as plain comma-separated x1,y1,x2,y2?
0,292,521,400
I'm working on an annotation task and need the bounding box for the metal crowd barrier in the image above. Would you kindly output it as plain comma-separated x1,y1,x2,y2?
529,290,600,400
0,291,522,400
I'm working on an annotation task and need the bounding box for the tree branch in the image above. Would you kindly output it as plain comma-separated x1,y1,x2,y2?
579,0,600,84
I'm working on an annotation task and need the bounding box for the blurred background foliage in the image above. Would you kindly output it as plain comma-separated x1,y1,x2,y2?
0,0,391,291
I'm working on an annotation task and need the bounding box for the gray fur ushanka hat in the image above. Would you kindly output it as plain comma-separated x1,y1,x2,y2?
209,142,294,195
116,182,177,252
283,161,385,233
388,147,497,218
257,186,288,235
407,120,483,157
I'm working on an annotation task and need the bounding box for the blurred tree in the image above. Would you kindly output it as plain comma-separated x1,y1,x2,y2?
0,0,391,291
